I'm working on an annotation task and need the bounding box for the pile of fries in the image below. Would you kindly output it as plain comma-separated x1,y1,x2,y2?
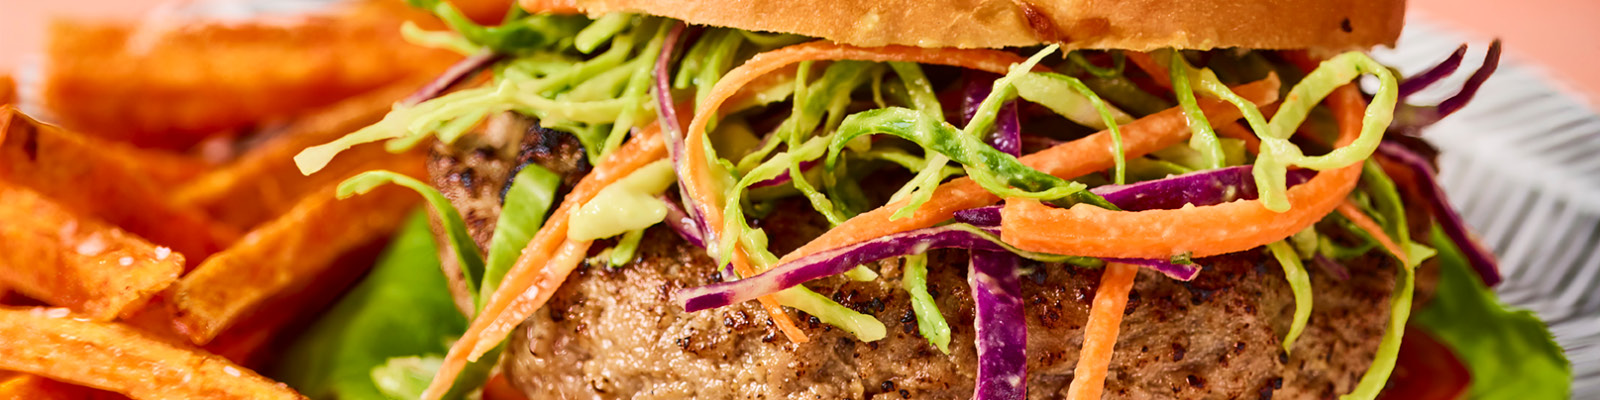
0,1,501,398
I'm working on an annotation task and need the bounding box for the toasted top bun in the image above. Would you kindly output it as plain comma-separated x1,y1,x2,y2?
542,0,1402,50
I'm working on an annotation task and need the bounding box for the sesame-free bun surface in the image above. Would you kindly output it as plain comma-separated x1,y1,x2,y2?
554,0,1404,50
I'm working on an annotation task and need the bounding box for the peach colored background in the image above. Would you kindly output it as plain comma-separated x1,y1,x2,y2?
1,0,1597,107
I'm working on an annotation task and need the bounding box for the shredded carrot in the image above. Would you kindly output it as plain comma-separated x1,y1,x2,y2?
774,77,1280,265
999,85,1366,258
1066,262,1140,400
1335,202,1411,266
420,124,667,400
1125,51,1172,89
677,42,1038,342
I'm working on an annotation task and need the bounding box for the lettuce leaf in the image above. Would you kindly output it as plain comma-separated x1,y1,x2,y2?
339,171,487,297
1414,225,1570,399
273,212,469,400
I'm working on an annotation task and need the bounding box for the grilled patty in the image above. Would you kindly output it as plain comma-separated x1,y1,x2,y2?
430,113,1404,399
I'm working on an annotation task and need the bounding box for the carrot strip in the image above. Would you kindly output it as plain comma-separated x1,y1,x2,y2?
420,125,666,400
678,42,1037,343
1066,262,1139,400
1336,202,1411,266
1125,52,1172,89
999,85,1366,259
775,77,1280,265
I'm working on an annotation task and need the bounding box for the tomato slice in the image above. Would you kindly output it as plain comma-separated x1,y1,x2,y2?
1380,327,1471,400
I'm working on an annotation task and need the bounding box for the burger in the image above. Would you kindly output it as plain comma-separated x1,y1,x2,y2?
293,0,1570,398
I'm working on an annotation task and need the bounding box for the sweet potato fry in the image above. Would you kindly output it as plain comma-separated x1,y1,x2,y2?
0,107,237,264
203,238,389,368
0,307,305,400
166,179,421,345
0,185,184,321
39,1,458,149
1,74,14,105
0,374,125,400
171,80,427,230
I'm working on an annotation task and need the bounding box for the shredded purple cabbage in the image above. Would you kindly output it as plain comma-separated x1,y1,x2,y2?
969,250,1027,400
659,194,705,248
1313,253,1351,281
1389,40,1502,136
961,72,1022,156
1091,166,1317,211
403,50,503,106
1375,141,1502,286
1398,45,1467,101
954,205,1004,227
1101,258,1199,281
678,224,1024,312
654,22,712,241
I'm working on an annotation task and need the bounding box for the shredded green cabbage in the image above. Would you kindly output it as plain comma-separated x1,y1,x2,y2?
574,13,633,53
1252,52,1398,212
1074,72,1173,116
1067,51,1125,79
734,210,888,341
1012,73,1133,130
902,255,951,353
1339,157,1433,400
296,15,670,176
1266,241,1312,353
719,137,829,264
1341,262,1414,400
773,287,888,341
400,21,480,56
481,165,562,307
608,229,647,267
1012,72,1131,183
885,61,953,220
829,108,1088,202
1166,52,1227,170
787,62,881,225
1360,161,1412,259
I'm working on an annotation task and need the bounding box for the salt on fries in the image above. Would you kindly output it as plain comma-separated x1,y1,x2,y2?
0,185,184,321
0,307,304,400
0,107,238,265
167,177,422,344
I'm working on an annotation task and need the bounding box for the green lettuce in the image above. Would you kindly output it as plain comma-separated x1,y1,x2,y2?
273,212,470,400
339,171,486,296
1414,225,1570,399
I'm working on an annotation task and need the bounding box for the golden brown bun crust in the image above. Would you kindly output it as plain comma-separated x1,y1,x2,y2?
563,0,1403,50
